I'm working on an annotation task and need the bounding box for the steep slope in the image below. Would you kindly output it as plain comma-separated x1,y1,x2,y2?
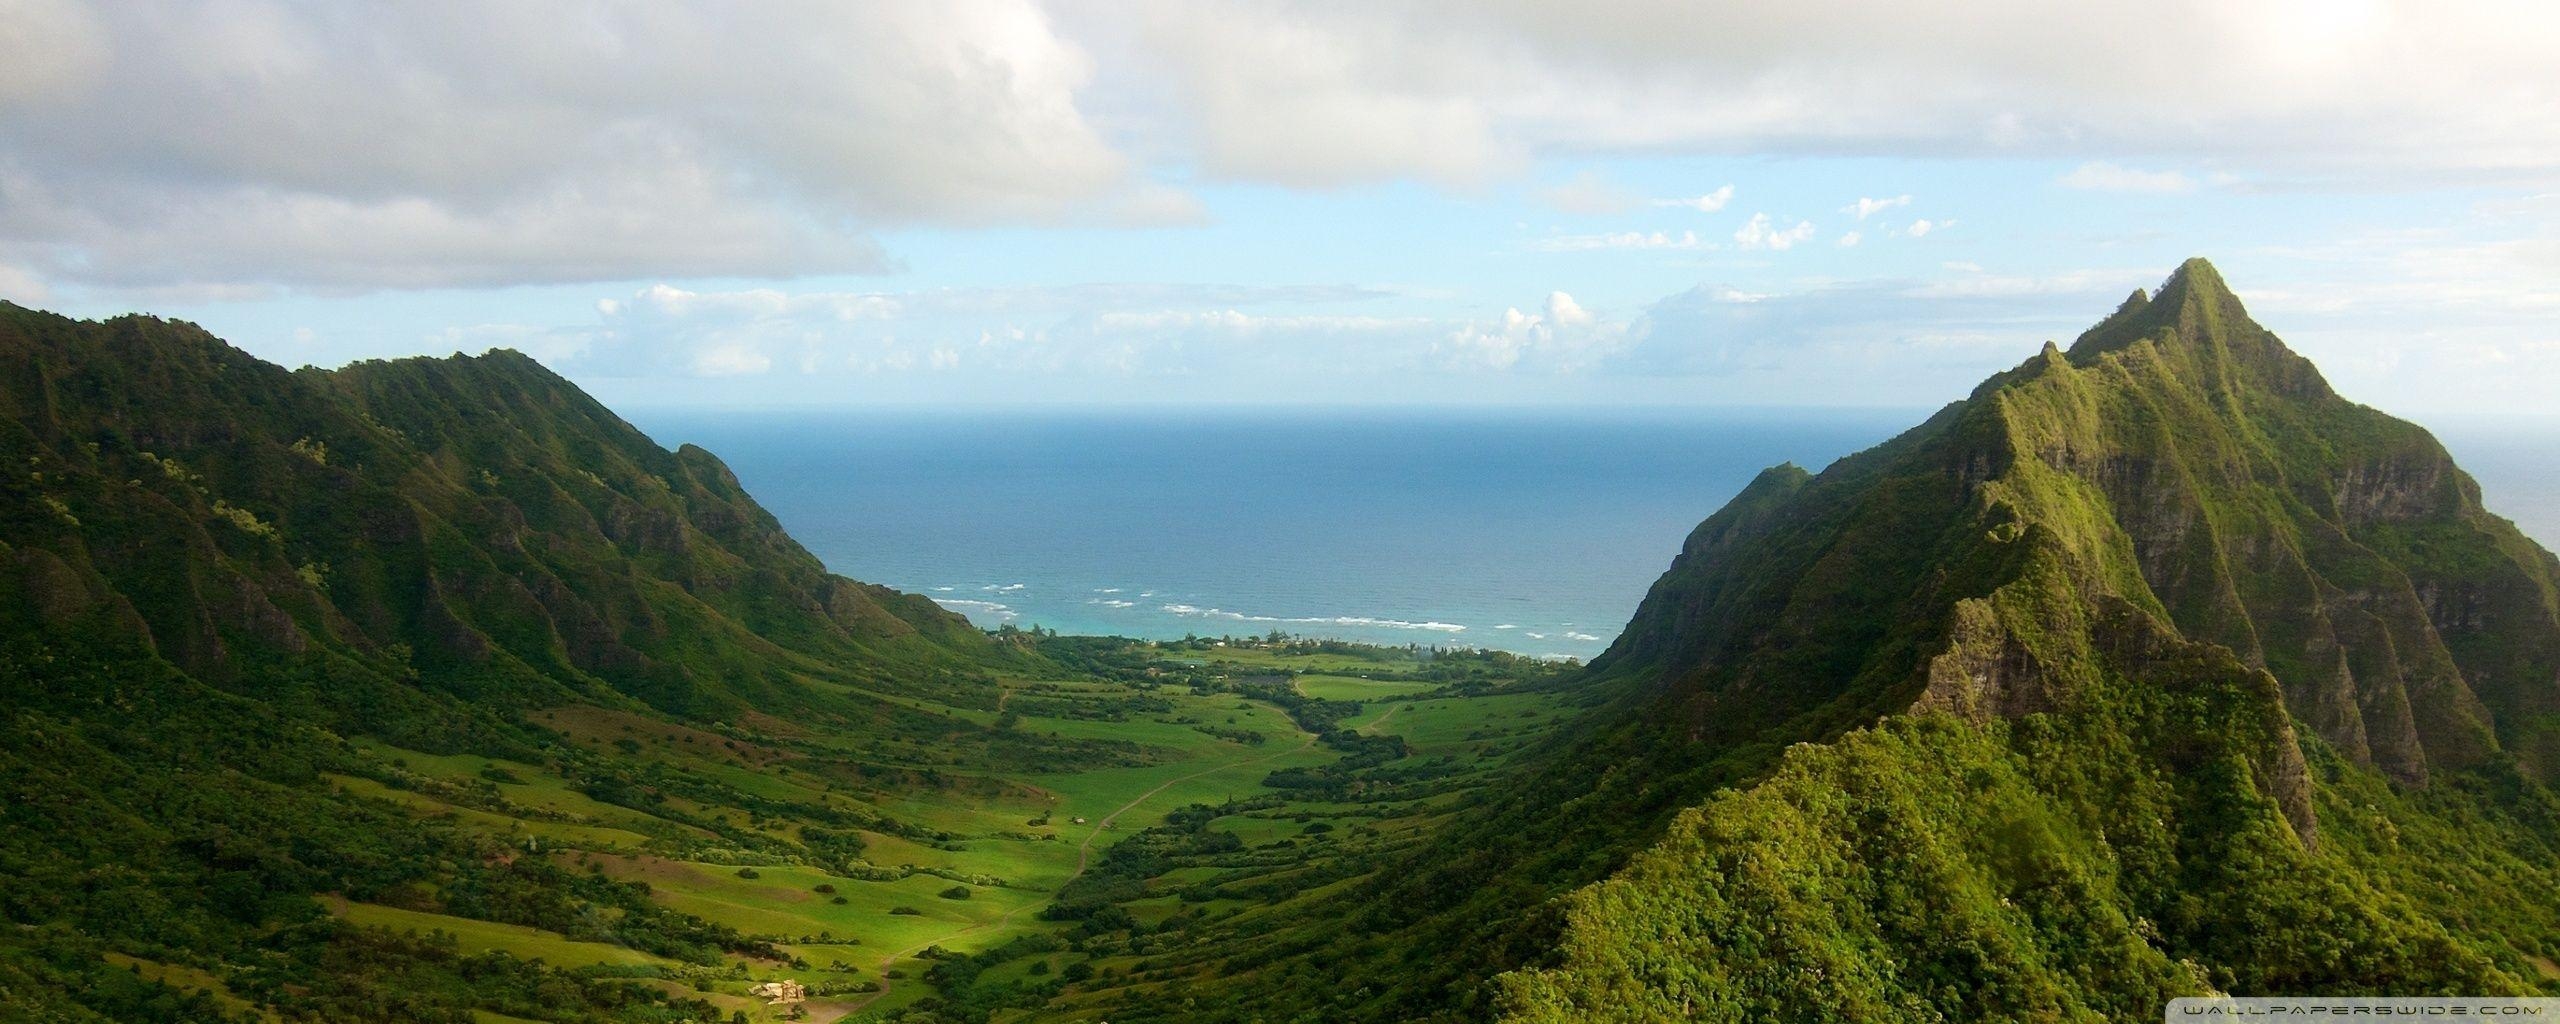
0,306,1067,1022
1095,260,2560,1023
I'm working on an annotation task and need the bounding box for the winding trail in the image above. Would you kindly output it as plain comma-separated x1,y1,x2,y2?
833,719,1324,1018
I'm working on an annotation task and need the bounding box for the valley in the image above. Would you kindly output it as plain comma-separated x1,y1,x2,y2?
329,637,1573,1023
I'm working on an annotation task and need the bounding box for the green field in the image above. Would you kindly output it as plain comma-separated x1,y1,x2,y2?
257,636,1571,1022
328,899,682,968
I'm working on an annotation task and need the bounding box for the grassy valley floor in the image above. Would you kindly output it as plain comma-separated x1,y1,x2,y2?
206,634,1578,1023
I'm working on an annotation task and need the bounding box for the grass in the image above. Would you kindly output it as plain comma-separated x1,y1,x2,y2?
576,853,1046,955
325,774,657,848
1293,673,1439,701
326,898,681,968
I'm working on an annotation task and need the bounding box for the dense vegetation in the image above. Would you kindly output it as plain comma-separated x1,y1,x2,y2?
6,260,2559,1023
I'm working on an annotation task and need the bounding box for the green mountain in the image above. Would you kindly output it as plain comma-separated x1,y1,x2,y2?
0,306,1088,1022
1,305,1000,730
1091,260,2560,1022
1492,260,2560,1020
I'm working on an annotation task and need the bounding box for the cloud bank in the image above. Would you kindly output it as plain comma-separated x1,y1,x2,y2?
2,1,2555,292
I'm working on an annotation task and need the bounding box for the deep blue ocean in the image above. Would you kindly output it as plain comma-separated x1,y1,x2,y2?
632,409,2560,662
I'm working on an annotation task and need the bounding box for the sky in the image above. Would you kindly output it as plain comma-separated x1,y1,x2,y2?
1,1,2556,416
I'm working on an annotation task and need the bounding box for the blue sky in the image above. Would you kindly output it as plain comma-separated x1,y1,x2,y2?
3,2,2555,417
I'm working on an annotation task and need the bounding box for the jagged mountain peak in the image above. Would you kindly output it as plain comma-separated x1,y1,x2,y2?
2058,256,2335,401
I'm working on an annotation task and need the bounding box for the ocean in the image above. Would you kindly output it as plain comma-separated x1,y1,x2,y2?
632,408,2560,662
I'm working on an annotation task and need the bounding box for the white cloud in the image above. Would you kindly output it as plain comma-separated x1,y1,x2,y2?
0,162,897,291
1904,218,1956,238
1091,2,2560,190
1547,291,1593,327
1654,185,1735,212
1844,195,1912,220
1733,213,1818,251
1837,231,1862,248
2058,161,2200,193
1437,291,1628,372
9,3,2559,295
0,1,1148,291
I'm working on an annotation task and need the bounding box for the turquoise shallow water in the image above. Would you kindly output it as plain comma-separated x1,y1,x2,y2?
633,408,2560,662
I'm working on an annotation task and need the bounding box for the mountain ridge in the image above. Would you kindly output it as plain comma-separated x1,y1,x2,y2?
1,302,1007,730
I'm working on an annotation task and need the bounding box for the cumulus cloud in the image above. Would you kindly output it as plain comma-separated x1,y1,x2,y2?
1733,213,1818,251
2058,161,2200,193
0,0,1148,291
1906,218,1954,237
1654,185,1736,212
1844,195,1913,220
1437,291,1628,371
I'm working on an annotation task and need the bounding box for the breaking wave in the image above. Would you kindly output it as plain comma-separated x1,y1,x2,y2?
1158,603,1468,633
